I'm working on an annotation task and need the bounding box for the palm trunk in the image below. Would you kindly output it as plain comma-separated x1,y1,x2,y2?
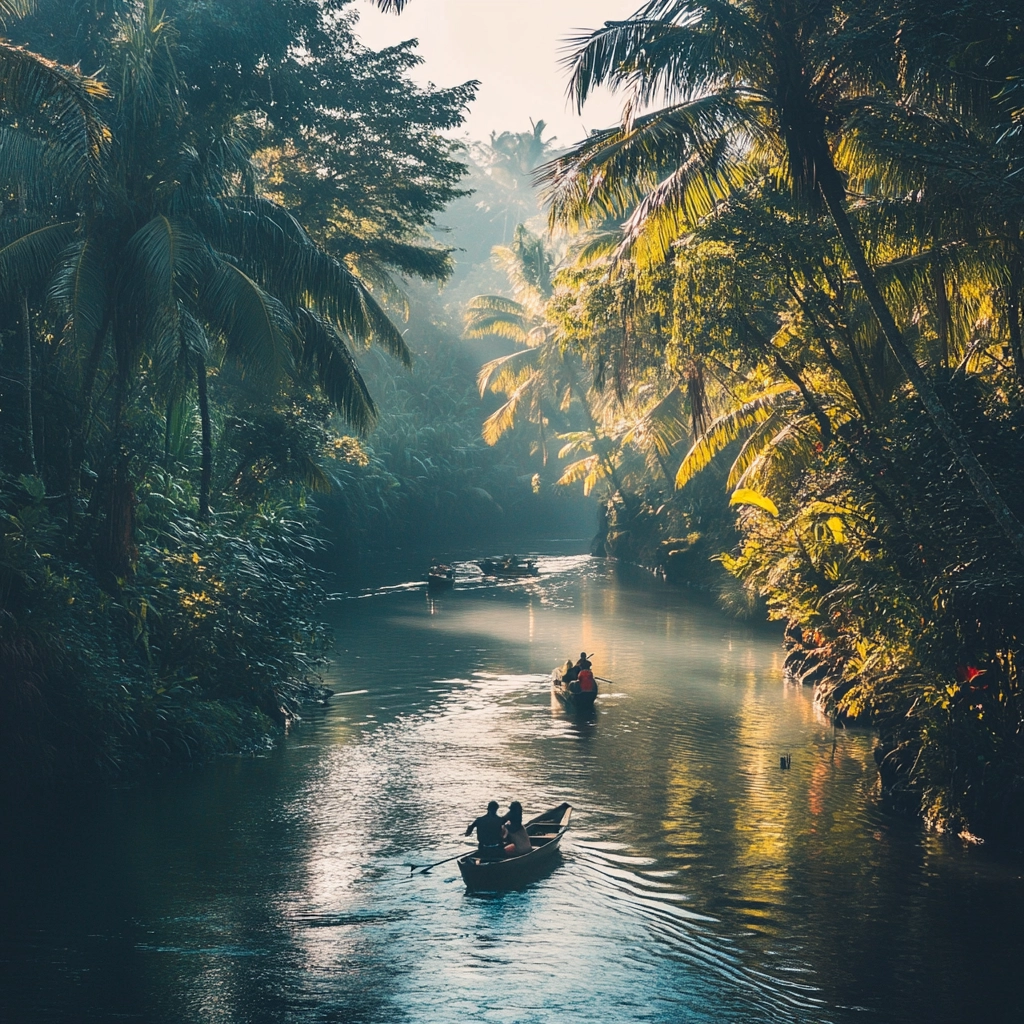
576,387,633,512
815,156,1024,559
197,357,212,520
21,292,36,475
738,312,834,443
932,254,951,370
17,186,36,475
163,398,174,469
1007,258,1024,385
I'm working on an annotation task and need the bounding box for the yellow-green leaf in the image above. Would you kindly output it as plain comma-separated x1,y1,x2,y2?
730,488,779,517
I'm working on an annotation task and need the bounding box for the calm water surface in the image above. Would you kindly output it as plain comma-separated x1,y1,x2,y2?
2,556,1023,1023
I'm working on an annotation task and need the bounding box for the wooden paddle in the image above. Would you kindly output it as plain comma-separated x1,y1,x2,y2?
409,851,466,875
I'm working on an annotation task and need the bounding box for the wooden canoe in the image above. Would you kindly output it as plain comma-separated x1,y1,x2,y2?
550,668,599,709
476,557,539,578
427,565,455,589
457,803,572,889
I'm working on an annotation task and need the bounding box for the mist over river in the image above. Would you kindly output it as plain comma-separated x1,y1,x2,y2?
2,556,1022,1023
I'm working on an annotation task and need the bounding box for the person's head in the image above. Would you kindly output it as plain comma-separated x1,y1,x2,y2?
508,801,523,826
580,652,587,660
487,800,499,815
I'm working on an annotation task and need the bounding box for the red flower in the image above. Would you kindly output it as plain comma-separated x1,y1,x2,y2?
956,665,986,684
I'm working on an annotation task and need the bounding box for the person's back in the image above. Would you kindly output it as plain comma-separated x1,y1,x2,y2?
465,800,504,859
577,667,595,692
502,801,531,857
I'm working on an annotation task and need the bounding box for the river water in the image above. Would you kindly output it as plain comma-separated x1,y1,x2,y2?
2,555,1022,1023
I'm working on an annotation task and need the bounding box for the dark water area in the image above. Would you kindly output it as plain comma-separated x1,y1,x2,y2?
2,556,1022,1023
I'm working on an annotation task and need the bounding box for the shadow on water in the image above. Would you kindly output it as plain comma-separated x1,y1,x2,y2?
1,554,1023,1023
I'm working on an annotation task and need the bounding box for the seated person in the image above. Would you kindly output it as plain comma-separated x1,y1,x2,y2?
465,800,505,860
502,801,531,857
561,657,575,683
568,651,591,691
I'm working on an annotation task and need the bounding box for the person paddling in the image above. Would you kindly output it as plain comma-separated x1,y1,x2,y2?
569,652,593,692
465,800,504,860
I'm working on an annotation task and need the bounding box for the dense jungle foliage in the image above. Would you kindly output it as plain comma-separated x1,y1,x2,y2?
453,0,1024,839
0,0,581,786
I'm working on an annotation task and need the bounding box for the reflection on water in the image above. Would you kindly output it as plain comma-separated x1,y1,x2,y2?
2,556,1023,1023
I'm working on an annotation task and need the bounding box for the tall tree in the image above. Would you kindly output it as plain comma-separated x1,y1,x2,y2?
542,0,1024,557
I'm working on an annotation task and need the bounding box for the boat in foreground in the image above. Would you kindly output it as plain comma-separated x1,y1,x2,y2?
476,556,539,578
457,803,572,889
550,668,599,709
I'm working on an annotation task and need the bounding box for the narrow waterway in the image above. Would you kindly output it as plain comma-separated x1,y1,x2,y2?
2,556,1022,1023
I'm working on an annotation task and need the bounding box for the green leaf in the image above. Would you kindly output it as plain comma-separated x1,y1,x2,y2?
18,473,44,501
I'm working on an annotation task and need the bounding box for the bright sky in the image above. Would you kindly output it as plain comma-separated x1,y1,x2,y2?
355,0,639,146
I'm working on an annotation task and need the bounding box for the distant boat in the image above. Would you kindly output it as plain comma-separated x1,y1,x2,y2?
457,803,572,889
550,668,599,709
427,564,455,589
476,556,539,578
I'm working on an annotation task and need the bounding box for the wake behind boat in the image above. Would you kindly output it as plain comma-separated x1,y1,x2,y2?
457,803,572,889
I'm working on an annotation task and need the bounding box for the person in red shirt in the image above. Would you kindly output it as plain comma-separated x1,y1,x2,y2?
569,652,593,692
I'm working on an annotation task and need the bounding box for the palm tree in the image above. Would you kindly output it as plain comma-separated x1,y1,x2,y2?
465,226,569,455
543,0,1024,558
0,1,109,471
0,3,410,570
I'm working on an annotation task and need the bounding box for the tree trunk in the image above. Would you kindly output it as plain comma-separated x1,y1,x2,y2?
738,312,834,443
197,357,212,520
815,156,1024,560
20,293,36,475
1007,258,1024,385
932,254,951,370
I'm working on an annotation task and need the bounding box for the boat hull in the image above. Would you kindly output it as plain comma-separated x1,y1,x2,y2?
476,558,539,578
550,670,598,709
457,803,572,889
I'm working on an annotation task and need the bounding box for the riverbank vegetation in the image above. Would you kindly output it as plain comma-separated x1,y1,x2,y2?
0,0,498,784
461,1,1024,838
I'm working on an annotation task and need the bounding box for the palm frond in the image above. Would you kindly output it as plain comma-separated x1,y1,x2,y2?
556,454,604,494
0,127,69,203
562,1,756,111
621,137,753,268
0,40,109,168
675,383,796,488
293,308,377,433
481,372,539,445
0,219,75,298
542,90,759,231
49,237,108,353
477,347,539,395
199,260,294,387
210,195,410,364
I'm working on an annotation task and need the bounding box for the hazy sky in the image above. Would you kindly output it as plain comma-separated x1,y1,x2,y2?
355,0,638,146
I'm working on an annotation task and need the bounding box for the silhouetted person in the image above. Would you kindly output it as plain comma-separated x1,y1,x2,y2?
502,801,531,856
465,800,504,860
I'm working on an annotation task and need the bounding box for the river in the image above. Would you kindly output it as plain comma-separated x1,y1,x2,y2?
1,555,1022,1023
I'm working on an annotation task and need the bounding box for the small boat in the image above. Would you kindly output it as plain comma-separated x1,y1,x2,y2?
427,564,455,589
457,803,572,889
476,556,539,578
550,668,599,709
